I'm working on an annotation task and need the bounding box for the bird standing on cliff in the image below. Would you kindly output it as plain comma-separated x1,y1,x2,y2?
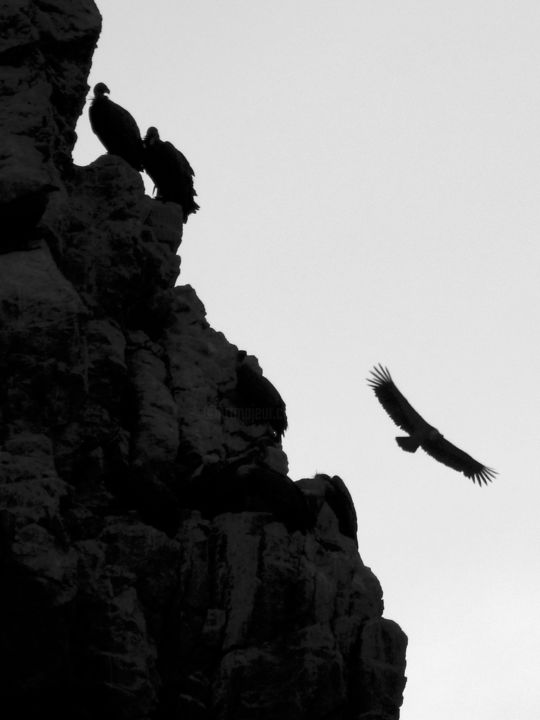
368,364,496,486
89,83,144,170
235,351,288,441
143,127,199,222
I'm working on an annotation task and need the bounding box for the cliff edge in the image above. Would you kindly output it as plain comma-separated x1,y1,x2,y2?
0,2,407,718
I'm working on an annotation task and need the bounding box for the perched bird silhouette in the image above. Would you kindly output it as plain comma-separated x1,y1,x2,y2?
187,456,311,533
143,127,199,221
235,350,288,440
368,364,496,486
89,83,144,170
296,473,358,544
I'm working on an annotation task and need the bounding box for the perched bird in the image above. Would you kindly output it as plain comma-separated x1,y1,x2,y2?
296,474,358,544
89,83,144,170
143,126,199,221
322,474,358,543
368,364,496,486
235,350,288,440
188,457,312,533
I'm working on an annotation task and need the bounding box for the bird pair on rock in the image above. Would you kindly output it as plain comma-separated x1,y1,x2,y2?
89,83,199,222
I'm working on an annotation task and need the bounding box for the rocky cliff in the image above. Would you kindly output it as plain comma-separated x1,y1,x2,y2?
0,2,407,718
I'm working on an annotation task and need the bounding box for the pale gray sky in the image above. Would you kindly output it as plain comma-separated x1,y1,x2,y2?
74,2,540,717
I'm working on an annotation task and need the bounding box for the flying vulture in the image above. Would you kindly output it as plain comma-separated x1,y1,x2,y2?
368,364,496,486
143,127,199,221
235,350,288,440
89,83,144,170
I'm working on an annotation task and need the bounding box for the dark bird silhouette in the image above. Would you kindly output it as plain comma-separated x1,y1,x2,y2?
89,83,144,170
322,474,358,543
297,474,358,544
235,350,288,440
368,364,496,486
186,455,312,533
143,126,199,221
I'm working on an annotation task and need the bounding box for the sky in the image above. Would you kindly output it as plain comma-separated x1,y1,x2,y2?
73,2,540,717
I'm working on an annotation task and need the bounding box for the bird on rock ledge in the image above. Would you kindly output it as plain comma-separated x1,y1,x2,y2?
89,82,144,171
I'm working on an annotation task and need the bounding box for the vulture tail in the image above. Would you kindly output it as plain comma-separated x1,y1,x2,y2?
396,436,420,453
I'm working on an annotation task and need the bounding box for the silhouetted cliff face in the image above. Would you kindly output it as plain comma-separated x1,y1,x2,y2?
0,2,407,718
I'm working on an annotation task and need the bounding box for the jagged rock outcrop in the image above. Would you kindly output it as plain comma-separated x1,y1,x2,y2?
0,2,407,718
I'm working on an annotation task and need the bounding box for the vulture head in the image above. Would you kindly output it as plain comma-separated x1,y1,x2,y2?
144,126,160,146
93,82,110,98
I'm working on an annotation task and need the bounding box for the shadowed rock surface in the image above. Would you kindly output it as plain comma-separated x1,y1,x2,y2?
0,2,407,718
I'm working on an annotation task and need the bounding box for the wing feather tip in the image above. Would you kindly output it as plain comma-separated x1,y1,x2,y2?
470,466,497,486
367,364,392,388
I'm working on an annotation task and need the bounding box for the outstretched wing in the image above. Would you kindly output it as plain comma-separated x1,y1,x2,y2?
422,435,497,486
367,364,430,435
